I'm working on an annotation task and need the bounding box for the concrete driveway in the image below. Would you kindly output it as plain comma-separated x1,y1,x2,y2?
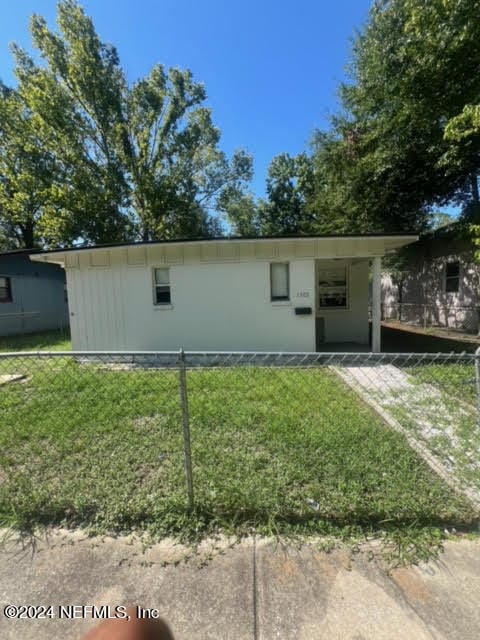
1,531,479,639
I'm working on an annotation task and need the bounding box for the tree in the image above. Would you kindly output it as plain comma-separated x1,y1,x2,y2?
12,2,132,246
0,83,64,248
225,152,318,237
308,0,480,232
7,0,252,247
218,190,262,236
117,63,252,240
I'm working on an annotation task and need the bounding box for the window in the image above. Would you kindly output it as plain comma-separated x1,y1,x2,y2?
445,261,460,293
270,263,289,301
153,268,171,304
317,265,348,309
0,276,12,303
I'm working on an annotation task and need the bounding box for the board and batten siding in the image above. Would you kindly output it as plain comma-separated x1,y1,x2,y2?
66,248,316,351
65,243,373,351
66,254,126,350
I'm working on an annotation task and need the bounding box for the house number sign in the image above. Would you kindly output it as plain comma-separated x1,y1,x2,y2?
295,291,310,298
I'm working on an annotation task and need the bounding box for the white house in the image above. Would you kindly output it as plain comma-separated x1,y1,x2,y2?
31,235,417,352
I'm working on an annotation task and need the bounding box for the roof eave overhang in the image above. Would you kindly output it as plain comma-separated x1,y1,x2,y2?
29,235,419,268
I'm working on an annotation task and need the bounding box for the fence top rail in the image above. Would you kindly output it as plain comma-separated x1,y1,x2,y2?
384,302,480,308
0,349,476,360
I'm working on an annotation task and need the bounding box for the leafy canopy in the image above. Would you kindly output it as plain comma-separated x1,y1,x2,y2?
1,0,252,248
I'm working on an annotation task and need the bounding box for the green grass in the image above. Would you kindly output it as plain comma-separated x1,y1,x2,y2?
0,356,476,563
393,362,480,492
0,329,71,352
405,362,476,406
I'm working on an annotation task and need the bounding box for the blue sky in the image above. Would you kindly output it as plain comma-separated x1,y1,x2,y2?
0,0,373,199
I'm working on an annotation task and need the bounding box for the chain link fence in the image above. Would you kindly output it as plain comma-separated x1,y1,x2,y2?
382,302,480,335
0,350,479,538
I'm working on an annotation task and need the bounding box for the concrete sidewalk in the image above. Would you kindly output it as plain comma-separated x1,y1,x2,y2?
1,531,480,639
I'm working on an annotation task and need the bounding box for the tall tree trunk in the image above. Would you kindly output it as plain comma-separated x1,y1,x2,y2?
21,221,35,248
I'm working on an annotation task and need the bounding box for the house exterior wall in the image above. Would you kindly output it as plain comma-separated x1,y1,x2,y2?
65,244,371,352
0,254,69,336
381,232,480,333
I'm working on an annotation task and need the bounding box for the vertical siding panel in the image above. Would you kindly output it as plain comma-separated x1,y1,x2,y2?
112,266,124,349
117,262,127,348
66,270,78,349
80,268,89,349
88,269,102,350
104,269,115,350
93,269,102,349
72,268,87,350
97,269,107,349
82,266,93,350
78,269,88,349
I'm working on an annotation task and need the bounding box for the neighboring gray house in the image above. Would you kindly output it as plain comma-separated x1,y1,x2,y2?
0,249,69,337
381,224,480,334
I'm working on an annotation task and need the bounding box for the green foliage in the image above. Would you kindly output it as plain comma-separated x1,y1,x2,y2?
118,63,252,239
305,0,480,233
218,190,262,236
1,0,252,248
224,152,317,236
470,224,480,263
0,83,63,248
256,153,313,235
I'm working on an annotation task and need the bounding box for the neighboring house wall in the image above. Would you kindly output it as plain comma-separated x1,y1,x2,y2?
64,245,371,352
0,253,69,336
381,229,480,333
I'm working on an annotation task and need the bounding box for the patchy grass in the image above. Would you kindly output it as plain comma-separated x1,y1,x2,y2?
405,362,476,406
0,356,476,562
395,362,480,492
0,329,71,353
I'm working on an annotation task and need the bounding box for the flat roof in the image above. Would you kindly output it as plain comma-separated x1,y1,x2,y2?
29,233,419,267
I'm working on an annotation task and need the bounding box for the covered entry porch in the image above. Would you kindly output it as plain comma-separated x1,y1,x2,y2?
313,256,382,352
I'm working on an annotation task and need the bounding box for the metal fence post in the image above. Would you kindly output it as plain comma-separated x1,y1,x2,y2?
475,347,480,428
178,348,194,511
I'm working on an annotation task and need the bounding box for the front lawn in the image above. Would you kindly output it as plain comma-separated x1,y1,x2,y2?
405,361,476,406
397,361,480,491
0,356,476,561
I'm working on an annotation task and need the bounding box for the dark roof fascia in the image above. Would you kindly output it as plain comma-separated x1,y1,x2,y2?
0,248,42,258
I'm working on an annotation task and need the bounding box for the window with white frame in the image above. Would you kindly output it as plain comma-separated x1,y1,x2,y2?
445,261,460,293
0,276,12,303
153,268,171,305
317,265,348,309
270,263,290,301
